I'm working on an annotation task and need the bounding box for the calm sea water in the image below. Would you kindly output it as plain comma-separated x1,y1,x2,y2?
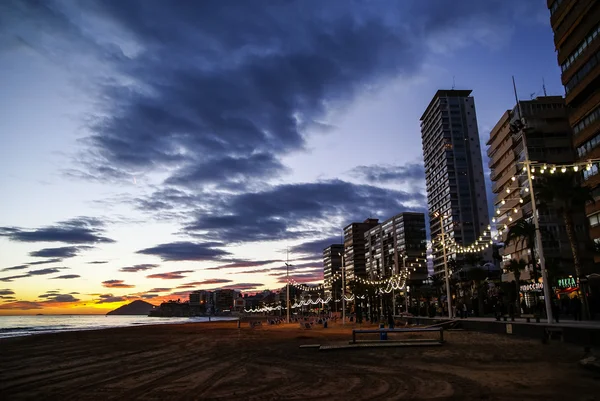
0,315,236,339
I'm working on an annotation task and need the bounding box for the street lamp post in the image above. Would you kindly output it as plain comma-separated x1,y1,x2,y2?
285,252,293,324
339,252,346,325
435,212,453,319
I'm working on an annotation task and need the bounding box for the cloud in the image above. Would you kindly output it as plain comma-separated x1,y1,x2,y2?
0,295,16,301
146,270,194,280
119,263,159,272
186,180,425,243
88,261,108,264
141,294,158,299
0,217,114,244
0,267,66,282
290,236,342,258
206,283,264,291
102,279,135,288
0,289,15,296
51,274,81,279
147,288,171,292
29,246,93,258
27,258,63,265
0,301,43,310
95,294,128,304
206,260,280,271
232,268,272,274
1,265,29,272
136,242,230,261
275,271,323,284
38,292,80,303
349,163,425,184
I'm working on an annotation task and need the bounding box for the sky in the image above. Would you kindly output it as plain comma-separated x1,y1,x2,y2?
0,0,564,314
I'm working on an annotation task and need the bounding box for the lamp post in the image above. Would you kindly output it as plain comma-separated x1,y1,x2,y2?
435,211,453,319
510,77,553,324
339,252,346,325
285,252,292,324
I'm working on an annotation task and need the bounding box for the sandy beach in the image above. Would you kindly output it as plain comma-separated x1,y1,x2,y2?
0,320,598,400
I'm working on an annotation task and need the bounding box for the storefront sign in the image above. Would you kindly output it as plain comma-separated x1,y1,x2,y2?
557,277,577,289
520,282,543,292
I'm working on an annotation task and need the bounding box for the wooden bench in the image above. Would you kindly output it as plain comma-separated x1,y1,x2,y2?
351,327,444,344
544,327,564,343
521,314,540,323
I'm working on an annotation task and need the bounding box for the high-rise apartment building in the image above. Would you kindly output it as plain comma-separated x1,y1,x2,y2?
364,212,428,282
548,0,600,259
420,90,490,274
323,244,343,302
488,96,590,282
343,218,379,283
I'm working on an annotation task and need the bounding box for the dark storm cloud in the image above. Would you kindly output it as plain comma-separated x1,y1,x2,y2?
136,241,230,261
51,274,81,280
186,180,425,243
146,270,194,280
119,264,159,272
102,279,135,288
2,0,533,189
206,260,280,271
349,163,425,184
29,246,93,258
0,217,114,244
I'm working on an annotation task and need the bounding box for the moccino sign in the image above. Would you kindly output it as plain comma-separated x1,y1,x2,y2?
520,282,543,292
557,277,578,289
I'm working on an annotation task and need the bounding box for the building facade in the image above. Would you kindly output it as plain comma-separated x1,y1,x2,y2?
343,218,380,283
420,90,491,275
488,96,590,280
364,212,428,283
548,0,600,262
323,244,343,302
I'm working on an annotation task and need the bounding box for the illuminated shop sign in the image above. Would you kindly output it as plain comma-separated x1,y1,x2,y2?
520,282,543,292
557,277,578,289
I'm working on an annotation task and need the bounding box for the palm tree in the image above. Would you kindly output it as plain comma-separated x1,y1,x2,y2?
505,259,527,314
505,220,537,280
536,171,594,318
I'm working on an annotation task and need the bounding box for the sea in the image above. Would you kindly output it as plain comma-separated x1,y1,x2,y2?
0,315,237,339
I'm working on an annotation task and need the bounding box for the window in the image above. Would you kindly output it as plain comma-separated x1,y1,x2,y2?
565,49,600,94
574,105,600,135
577,130,600,157
583,164,600,181
562,23,600,72
589,212,600,227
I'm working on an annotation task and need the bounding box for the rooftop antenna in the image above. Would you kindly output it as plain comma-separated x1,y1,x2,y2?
452,76,456,90
542,77,547,96
512,76,524,122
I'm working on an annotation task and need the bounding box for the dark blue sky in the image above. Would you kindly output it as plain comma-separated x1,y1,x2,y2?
0,0,563,312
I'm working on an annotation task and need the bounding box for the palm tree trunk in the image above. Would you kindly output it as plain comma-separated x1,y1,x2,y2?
563,210,590,319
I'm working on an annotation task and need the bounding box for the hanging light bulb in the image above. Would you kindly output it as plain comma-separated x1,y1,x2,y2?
501,199,506,205
543,164,547,170
506,188,511,194
574,165,579,172
492,217,496,223
531,175,535,180
496,209,501,215
587,164,592,171
561,167,567,173
531,167,535,173
514,208,518,213
550,168,555,174
509,216,513,222
520,198,524,203
511,176,516,181
525,187,529,192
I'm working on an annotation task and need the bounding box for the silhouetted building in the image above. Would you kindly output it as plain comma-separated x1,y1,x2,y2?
323,244,343,304
488,96,590,279
420,90,490,275
364,212,428,283
343,218,379,283
548,0,600,262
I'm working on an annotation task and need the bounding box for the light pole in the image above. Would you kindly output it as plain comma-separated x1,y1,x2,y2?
285,251,292,324
339,252,346,325
435,211,453,319
510,77,553,324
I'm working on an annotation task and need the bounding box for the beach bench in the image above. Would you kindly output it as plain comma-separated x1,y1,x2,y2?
522,314,540,323
351,327,444,344
544,327,563,343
